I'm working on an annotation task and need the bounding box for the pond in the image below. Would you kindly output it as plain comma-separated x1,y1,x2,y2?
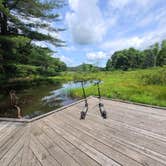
0,81,93,119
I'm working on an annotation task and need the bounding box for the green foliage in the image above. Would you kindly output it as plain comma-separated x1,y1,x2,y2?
72,72,100,82
107,48,142,71
0,42,67,80
15,64,39,77
27,46,67,76
141,67,166,85
105,59,112,71
157,40,166,66
70,67,166,107
2,76,60,91
140,49,154,68
0,0,65,79
68,63,101,72
106,40,166,71
0,0,65,44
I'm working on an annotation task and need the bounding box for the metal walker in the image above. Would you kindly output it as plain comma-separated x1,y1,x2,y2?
80,80,107,120
80,81,88,119
95,80,107,119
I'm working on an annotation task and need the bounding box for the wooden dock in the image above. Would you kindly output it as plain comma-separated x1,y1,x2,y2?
0,96,166,166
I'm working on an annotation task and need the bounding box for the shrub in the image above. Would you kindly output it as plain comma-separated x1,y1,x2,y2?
15,64,39,77
141,67,166,85
37,67,59,76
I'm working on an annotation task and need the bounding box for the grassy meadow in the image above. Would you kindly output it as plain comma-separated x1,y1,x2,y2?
62,66,166,107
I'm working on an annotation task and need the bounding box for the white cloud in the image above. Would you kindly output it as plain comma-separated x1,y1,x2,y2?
109,0,131,9
12,11,59,39
138,7,166,27
106,0,157,32
102,37,143,52
109,0,151,9
53,55,73,66
68,0,79,11
32,41,48,48
63,46,76,51
102,26,166,53
102,0,166,54
86,51,107,60
33,27,59,39
66,0,107,44
60,55,73,64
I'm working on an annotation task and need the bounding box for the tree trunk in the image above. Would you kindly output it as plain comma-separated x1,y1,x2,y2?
0,2,8,76
0,2,8,35
154,55,157,67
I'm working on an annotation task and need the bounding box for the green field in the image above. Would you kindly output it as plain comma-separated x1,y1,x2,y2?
64,67,166,107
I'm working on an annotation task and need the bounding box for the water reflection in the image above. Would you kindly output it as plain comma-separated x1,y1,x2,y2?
42,81,92,107
0,81,93,119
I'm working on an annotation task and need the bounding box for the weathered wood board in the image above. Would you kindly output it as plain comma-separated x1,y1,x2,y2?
0,97,166,166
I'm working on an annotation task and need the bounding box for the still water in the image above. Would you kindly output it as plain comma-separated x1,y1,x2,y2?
0,81,92,119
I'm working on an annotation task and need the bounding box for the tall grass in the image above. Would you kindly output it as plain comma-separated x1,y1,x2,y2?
70,67,166,107
141,67,166,85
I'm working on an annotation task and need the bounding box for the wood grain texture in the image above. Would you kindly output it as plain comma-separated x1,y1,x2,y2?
0,97,166,166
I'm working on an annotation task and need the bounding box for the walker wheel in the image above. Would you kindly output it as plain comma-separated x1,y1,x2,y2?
80,111,86,119
102,111,107,119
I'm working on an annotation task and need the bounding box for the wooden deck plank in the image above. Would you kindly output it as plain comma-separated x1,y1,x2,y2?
28,149,42,166
49,114,142,166
0,124,24,147
87,97,166,118
21,124,32,166
104,105,166,123
43,117,121,166
0,97,166,166
62,105,166,156
52,110,166,166
65,102,166,145
30,133,60,166
37,120,100,166
0,122,9,131
31,122,80,166
0,127,26,166
85,98,166,136
104,99,166,116
78,106,166,143
8,148,23,166
0,125,25,160
0,123,16,139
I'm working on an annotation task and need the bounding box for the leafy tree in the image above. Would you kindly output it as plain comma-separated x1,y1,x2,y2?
106,40,166,71
68,63,101,72
157,40,166,66
0,0,65,77
113,51,129,70
127,48,141,68
106,59,112,71
141,49,154,68
149,43,160,67
27,46,67,75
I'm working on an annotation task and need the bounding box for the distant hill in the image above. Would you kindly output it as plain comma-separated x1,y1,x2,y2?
68,63,104,72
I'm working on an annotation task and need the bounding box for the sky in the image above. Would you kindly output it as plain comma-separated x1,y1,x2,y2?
38,0,166,67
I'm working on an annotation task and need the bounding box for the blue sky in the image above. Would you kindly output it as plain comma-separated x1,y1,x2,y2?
38,0,166,67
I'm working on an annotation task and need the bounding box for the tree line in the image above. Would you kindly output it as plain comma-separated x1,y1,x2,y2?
68,63,103,72
0,0,66,81
106,40,166,71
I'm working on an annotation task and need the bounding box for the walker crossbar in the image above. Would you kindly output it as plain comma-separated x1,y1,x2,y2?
80,81,88,119
94,80,107,119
